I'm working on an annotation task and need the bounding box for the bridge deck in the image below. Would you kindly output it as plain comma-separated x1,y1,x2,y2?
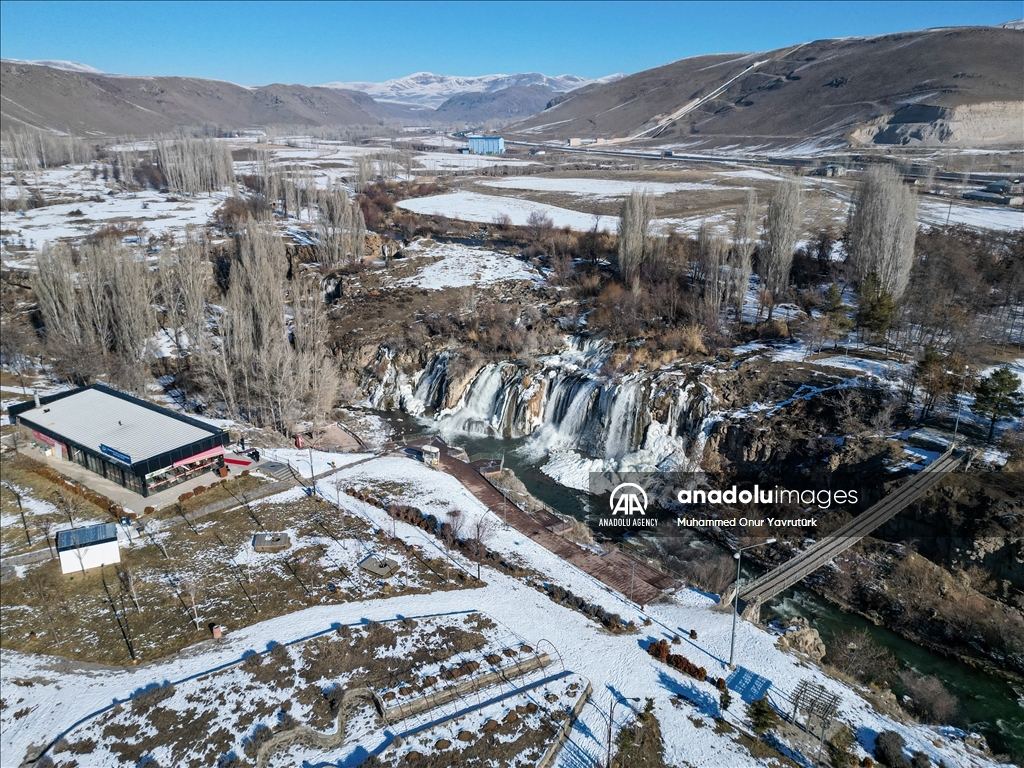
738,450,962,608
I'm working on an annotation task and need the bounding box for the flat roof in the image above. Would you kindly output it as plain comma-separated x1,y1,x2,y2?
15,386,221,465
57,523,118,551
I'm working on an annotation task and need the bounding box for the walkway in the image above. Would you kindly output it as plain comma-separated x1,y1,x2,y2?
738,449,964,616
406,438,676,607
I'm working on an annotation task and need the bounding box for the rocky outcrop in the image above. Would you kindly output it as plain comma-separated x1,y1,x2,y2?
776,617,827,663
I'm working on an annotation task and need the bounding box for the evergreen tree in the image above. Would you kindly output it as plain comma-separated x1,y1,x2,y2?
745,696,779,736
856,273,896,342
719,689,733,714
973,366,1024,441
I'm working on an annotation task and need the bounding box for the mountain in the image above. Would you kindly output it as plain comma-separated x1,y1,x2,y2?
432,84,560,122
323,71,625,109
0,61,387,135
511,26,1023,150
1,58,105,74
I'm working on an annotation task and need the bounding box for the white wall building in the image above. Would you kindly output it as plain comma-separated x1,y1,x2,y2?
56,523,121,574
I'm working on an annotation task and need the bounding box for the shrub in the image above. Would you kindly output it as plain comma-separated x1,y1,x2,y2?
898,672,959,725
144,506,155,515
874,731,910,768
828,724,857,768
178,492,193,502
193,485,206,495
911,753,930,768
243,724,273,759
745,697,779,736
243,653,262,670
131,682,176,712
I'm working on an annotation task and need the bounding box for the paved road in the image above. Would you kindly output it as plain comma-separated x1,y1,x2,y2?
738,450,963,613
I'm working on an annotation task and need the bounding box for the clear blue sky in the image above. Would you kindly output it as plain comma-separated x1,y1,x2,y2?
0,1,1020,85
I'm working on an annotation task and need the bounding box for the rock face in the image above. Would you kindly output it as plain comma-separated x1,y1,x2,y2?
776,617,827,663
361,337,716,469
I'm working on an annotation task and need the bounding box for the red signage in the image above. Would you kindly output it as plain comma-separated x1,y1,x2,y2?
32,430,56,446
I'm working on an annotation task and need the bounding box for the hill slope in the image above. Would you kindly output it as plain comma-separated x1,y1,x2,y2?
433,84,560,122
511,27,1024,150
0,62,388,135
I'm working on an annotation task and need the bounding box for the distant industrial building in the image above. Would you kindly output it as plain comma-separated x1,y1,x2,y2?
964,180,1024,206
57,522,120,574
467,135,505,155
8,384,230,498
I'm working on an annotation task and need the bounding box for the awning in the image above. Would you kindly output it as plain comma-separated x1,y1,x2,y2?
172,445,225,468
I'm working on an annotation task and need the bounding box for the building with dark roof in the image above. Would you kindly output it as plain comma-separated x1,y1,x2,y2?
56,522,120,574
8,384,229,498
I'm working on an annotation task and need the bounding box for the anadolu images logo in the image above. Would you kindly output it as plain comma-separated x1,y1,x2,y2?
609,483,648,516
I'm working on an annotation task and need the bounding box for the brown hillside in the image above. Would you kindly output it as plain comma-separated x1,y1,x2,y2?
511,27,1024,150
0,62,388,134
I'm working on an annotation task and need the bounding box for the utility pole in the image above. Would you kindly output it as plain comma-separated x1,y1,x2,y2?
729,538,776,669
951,364,969,447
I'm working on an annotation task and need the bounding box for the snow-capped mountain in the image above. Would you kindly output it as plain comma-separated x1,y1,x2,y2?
1,58,105,74
321,71,625,108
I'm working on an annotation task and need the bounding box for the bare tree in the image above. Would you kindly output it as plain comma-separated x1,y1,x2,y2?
847,164,918,300
617,189,654,284
163,227,211,365
356,154,374,191
157,138,235,195
182,577,202,630
760,178,802,320
292,278,340,439
470,514,496,581
730,190,757,319
313,186,366,268
694,222,727,323
39,514,57,559
32,244,83,348
120,564,143,613
52,489,85,528
442,510,464,583
526,210,554,245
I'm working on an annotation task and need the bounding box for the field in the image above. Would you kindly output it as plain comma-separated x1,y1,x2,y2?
1,483,474,666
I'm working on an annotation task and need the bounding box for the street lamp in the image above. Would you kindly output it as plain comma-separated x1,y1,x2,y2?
951,365,970,448
607,695,641,768
729,538,776,670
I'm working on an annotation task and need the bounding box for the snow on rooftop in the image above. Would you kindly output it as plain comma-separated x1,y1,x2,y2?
15,386,222,464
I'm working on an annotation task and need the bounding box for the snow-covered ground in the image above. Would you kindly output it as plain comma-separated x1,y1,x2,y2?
416,152,536,171
479,177,721,200
1,457,1005,768
1,166,227,250
259,448,374,479
396,240,542,289
918,198,1024,232
396,190,618,232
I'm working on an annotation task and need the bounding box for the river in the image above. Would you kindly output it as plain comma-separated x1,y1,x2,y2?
370,409,1024,761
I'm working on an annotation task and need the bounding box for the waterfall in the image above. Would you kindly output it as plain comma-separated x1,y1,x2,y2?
364,335,717,488
412,351,450,413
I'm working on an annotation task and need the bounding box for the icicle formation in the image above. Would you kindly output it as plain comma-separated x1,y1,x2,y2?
156,137,235,195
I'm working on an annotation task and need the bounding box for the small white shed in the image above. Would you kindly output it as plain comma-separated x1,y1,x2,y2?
57,523,121,574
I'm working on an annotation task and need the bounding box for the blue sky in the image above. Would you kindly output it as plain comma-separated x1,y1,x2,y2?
0,1,1019,85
